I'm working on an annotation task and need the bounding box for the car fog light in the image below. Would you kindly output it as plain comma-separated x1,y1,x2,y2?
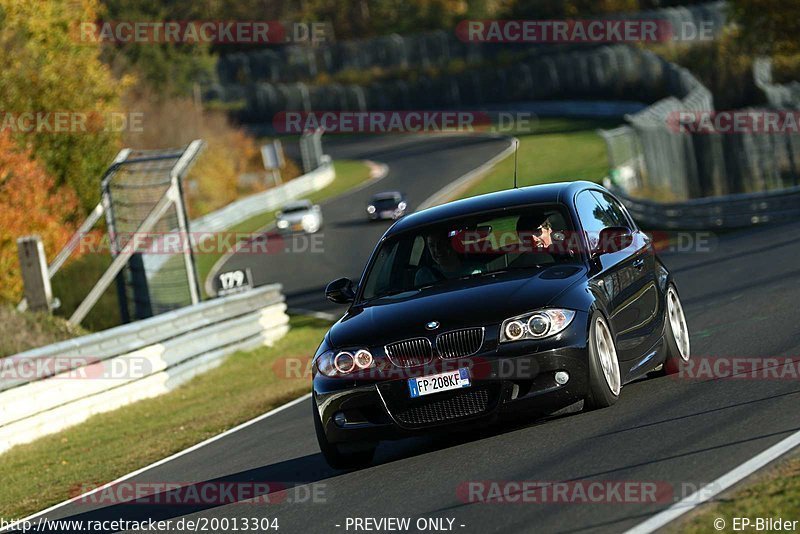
334,412,347,427
504,320,525,341
554,371,570,385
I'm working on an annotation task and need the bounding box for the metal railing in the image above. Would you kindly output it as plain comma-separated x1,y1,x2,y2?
0,284,289,454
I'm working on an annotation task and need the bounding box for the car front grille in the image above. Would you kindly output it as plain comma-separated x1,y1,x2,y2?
436,327,484,358
385,338,433,368
393,388,491,425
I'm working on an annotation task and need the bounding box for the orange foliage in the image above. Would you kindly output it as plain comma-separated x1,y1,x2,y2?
0,132,80,302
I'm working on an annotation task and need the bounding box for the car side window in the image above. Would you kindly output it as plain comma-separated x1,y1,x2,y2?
591,191,631,229
575,191,607,251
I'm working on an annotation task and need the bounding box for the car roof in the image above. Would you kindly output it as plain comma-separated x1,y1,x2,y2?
386,181,599,237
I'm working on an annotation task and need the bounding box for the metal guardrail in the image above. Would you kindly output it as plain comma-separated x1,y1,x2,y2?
609,182,800,229
0,284,289,453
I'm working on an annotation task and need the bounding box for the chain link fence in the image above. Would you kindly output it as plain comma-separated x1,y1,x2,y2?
754,57,800,110
101,146,202,322
601,105,800,201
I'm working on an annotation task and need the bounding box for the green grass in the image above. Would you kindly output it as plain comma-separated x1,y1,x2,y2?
671,452,800,533
458,119,614,200
0,314,328,521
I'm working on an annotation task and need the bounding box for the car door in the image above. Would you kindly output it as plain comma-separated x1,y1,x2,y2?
575,190,655,362
595,191,663,357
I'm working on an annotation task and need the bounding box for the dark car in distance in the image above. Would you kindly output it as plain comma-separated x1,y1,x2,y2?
313,182,691,468
367,191,407,221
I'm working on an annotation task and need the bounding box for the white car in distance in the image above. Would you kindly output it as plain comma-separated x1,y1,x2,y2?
275,200,323,233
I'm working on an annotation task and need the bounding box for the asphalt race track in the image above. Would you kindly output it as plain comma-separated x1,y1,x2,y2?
16,135,800,533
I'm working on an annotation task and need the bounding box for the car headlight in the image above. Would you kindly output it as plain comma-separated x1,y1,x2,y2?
366,205,376,214
397,202,407,210
500,308,576,343
302,214,316,225
317,349,375,377
277,219,289,229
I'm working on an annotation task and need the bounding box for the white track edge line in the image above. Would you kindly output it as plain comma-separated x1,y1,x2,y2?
625,429,800,534
1,392,312,532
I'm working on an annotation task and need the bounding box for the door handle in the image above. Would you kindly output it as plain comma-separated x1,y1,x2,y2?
632,257,645,270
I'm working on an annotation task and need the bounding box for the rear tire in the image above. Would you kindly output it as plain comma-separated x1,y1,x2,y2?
662,284,691,374
585,313,621,410
312,399,376,469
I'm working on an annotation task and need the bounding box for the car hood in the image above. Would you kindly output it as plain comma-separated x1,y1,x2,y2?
328,265,586,348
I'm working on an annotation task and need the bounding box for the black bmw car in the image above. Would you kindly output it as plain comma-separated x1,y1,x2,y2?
366,191,408,221
313,181,691,468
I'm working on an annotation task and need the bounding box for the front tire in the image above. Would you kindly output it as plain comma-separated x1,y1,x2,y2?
585,313,621,410
312,399,376,469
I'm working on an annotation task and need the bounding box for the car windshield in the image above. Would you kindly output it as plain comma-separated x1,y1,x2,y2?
360,204,580,301
282,202,311,214
373,197,399,207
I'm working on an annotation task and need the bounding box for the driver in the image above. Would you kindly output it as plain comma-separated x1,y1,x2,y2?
509,211,556,268
415,230,484,285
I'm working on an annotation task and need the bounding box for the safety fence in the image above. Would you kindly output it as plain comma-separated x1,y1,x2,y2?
609,182,800,229
754,57,800,110
227,45,715,124
0,284,288,454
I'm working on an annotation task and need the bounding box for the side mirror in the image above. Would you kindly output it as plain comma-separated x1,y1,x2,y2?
594,226,634,256
325,277,355,304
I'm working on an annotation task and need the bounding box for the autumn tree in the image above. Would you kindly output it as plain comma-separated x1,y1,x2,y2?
0,131,80,302
0,0,129,212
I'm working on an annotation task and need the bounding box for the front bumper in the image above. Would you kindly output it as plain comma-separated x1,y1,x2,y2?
313,317,590,444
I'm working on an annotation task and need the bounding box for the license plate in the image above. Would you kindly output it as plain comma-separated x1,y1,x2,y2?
292,223,304,231
380,210,394,218
408,368,470,398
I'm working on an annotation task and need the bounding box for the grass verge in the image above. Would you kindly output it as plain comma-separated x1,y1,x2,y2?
671,451,800,533
0,314,327,521
0,305,88,358
457,118,615,200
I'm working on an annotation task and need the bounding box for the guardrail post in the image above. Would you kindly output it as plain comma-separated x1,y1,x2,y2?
17,236,53,313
